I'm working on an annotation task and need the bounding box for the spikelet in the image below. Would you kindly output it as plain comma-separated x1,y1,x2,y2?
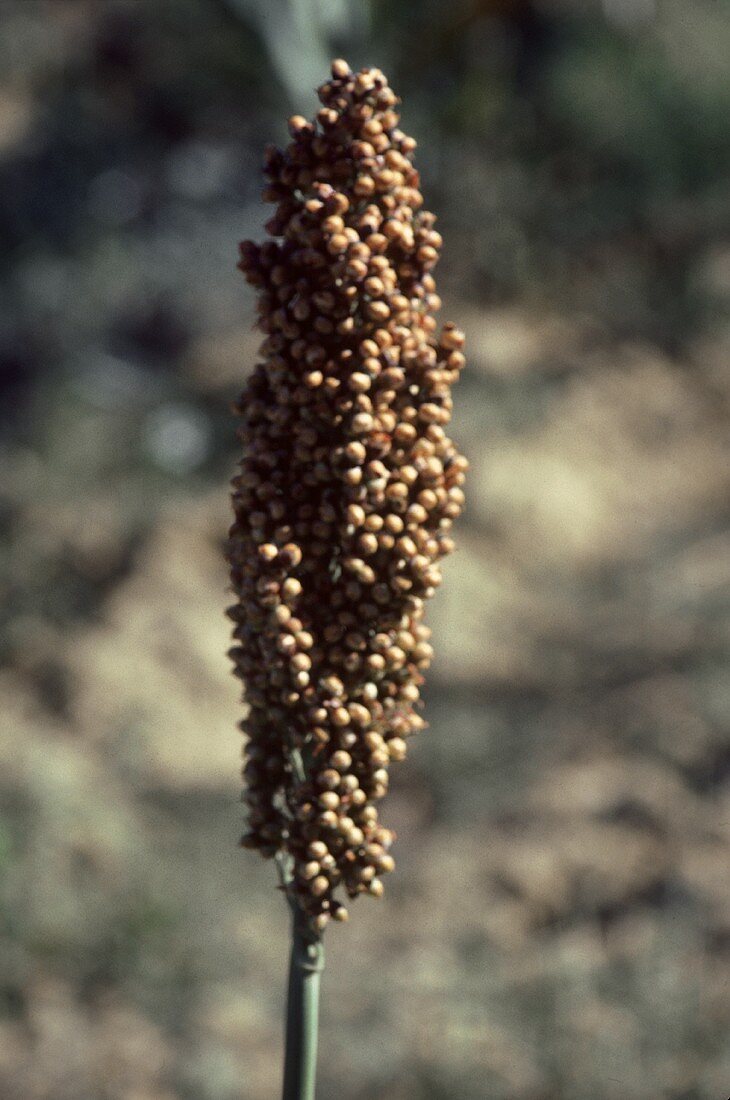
226,60,467,932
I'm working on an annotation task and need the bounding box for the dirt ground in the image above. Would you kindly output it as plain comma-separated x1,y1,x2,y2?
1,2,729,1098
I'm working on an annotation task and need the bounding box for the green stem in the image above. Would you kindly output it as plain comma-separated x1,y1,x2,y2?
282,905,324,1100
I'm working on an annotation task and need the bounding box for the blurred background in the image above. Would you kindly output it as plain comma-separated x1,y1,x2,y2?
1,1,728,1097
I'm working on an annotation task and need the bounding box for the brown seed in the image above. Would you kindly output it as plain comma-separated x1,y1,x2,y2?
330,750,352,770
348,703,371,726
331,58,351,79
354,176,375,197
387,737,408,761
366,300,390,322
349,372,371,393
358,532,379,556
280,542,302,566
327,233,349,255
310,875,330,898
352,412,374,433
364,276,385,297
288,114,309,135
318,769,341,790
440,324,465,350
281,578,302,600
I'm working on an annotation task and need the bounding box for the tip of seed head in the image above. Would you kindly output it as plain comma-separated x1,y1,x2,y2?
331,58,351,80
287,114,310,137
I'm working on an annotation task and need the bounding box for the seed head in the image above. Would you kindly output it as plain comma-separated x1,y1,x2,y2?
227,61,466,931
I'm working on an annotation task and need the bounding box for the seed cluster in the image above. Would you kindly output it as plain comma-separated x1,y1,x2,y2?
227,60,466,931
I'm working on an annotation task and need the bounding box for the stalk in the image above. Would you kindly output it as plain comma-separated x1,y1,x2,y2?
282,906,324,1100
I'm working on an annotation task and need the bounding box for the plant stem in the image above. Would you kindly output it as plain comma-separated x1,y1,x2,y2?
282,905,324,1100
